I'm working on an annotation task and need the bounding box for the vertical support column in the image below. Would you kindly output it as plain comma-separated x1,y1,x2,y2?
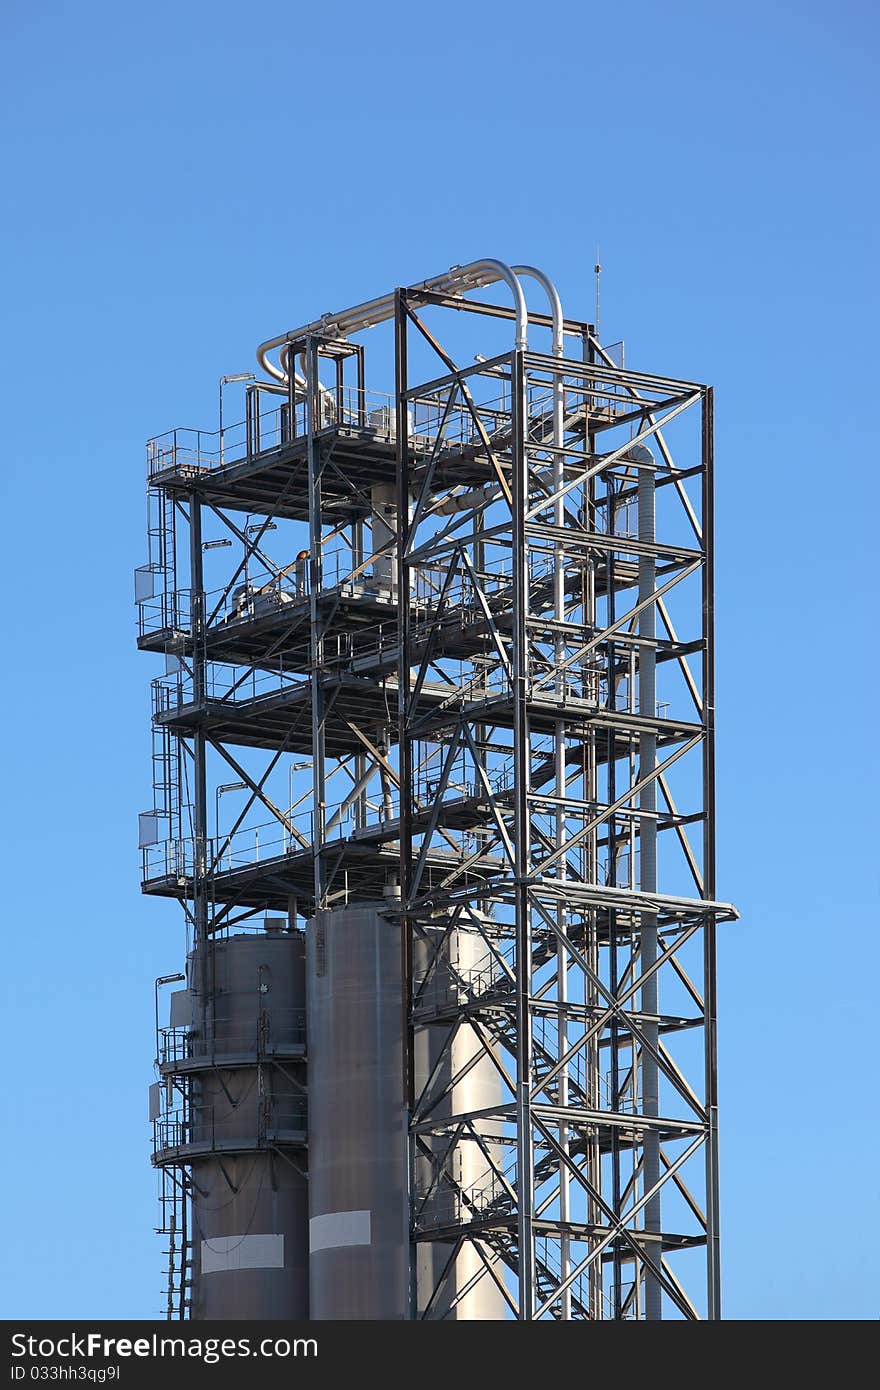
355,344,366,429
394,290,416,1318
702,387,722,1320
287,358,298,444
606,476,624,1317
511,348,535,1318
245,386,255,458
352,505,364,845
188,490,209,1022
582,333,604,1320
636,448,661,1319
306,336,327,914
550,347,571,1318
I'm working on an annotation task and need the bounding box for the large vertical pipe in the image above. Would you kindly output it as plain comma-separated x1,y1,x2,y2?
352,517,367,831
635,444,661,1317
394,291,417,1317
512,268,571,1314
413,920,506,1319
551,300,571,1318
518,271,572,1315
306,906,410,1319
307,907,506,1320
510,348,535,1316
305,337,327,913
187,929,309,1320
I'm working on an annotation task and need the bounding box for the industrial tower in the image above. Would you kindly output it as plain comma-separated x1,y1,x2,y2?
136,259,737,1321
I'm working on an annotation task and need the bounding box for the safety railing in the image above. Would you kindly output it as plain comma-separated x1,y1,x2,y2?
136,587,192,640
409,370,634,466
153,1094,308,1157
535,1234,593,1314
152,663,308,714
146,386,401,482
136,541,603,669
600,1280,638,1320
139,583,675,715
414,1151,516,1232
532,1014,641,1114
143,836,207,882
159,1007,307,1067
596,847,641,891
145,367,638,490
413,937,516,1014
143,770,516,883
136,547,401,639
415,1146,632,1315
410,387,513,457
532,1016,590,1098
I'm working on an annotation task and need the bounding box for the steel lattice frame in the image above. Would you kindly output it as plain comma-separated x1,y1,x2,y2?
138,277,735,1319
392,290,736,1320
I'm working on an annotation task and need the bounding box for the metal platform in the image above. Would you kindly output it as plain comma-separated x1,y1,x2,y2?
150,424,401,523
143,834,504,916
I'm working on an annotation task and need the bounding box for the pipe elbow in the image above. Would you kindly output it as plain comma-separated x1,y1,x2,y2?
255,255,532,384
256,338,287,383
459,258,529,350
511,265,564,356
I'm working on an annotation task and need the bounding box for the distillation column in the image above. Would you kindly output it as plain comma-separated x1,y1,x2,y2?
306,907,506,1319
413,917,507,1319
187,927,309,1320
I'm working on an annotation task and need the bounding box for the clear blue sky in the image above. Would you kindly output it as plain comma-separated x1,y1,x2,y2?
1,0,876,1320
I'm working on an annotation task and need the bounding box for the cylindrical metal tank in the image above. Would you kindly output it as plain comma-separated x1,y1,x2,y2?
306,906,409,1318
187,926,309,1320
306,905,505,1320
413,919,507,1320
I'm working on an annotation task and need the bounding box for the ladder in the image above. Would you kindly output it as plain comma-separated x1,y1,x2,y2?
146,486,179,630
159,1170,192,1319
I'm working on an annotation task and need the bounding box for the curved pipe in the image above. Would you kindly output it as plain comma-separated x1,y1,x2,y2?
511,264,564,357
256,258,529,385
278,345,337,422
428,266,568,517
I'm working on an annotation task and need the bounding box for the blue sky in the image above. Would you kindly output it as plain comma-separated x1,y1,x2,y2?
1,0,876,1320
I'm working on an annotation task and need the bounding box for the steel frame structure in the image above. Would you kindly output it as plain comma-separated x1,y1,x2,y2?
137,272,735,1318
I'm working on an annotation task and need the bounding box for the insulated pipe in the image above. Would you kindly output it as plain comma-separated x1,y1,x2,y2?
282,348,337,422
510,265,564,356
266,349,336,426
514,263,570,1315
256,259,529,384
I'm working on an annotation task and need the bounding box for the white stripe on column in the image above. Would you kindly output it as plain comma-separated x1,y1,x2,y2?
309,1210,371,1252
201,1234,284,1273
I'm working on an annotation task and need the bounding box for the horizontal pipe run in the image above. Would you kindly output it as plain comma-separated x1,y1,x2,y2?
257,260,530,385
